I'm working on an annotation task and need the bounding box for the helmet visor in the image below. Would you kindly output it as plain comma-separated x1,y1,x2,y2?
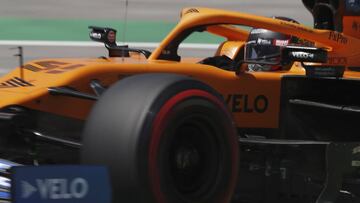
244,42,282,65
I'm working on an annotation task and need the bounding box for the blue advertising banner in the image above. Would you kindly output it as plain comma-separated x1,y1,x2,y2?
11,165,111,203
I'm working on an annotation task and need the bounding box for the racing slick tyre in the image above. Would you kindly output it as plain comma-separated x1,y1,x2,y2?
81,73,239,203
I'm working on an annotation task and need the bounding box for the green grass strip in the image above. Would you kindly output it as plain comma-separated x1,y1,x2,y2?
0,18,223,43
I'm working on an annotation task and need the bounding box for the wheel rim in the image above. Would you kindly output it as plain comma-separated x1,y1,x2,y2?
167,115,222,201
149,90,237,203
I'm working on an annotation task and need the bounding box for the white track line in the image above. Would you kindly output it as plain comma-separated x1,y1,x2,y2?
0,40,218,49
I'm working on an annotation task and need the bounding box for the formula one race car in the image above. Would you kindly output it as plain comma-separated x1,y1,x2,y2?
0,0,360,202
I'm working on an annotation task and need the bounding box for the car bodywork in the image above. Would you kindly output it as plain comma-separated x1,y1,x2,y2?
0,0,359,202
2,7,360,129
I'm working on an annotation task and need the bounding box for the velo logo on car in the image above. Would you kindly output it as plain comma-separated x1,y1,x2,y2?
11,165,111,203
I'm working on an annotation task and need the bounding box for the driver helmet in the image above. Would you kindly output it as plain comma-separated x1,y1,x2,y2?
245,16,300,71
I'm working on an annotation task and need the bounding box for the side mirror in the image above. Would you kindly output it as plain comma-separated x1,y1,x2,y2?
88,25,151,58
282,46,344,78
281,46,328,64
88,26,130,57
89,26,117,47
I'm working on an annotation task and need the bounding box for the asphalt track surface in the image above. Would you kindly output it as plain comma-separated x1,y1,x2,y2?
0,0,313,74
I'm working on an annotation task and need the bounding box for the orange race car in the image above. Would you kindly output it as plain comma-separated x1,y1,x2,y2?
0,0,359,203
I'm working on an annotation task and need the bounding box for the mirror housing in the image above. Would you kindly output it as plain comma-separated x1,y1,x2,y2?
281,46,344,78
88,26,130,57
89,26,117,47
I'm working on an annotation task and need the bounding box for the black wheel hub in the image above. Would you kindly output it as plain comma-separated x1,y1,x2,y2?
175,146,200,171
167,116,221,201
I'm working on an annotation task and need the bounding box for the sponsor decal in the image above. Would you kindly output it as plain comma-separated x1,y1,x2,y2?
12,165,111,203
328,32,348,44
21,178,88,199
89,32,102,39
274,39,289,46
225,94,268,113
257,38,271,45
250,29,268,34
291,51,314,59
